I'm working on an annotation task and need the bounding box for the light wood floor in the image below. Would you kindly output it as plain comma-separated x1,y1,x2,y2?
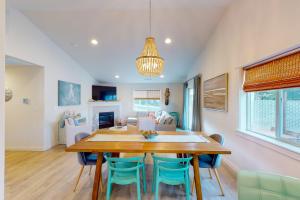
5,145,237,200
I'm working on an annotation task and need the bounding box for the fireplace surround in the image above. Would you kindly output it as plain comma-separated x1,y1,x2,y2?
88,101,120,131
99,112,114,129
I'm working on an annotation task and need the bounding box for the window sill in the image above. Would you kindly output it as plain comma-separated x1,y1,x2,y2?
236,129,300,161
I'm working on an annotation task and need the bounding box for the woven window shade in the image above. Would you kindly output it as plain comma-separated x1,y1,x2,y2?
243,50,300,92
133,90,161,100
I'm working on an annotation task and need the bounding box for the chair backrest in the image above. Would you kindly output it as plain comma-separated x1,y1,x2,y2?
138,117,156,131
210,133,224,168
75,132,90,142
75,132,90,165
238,170,300,200
106,156,145,174
152,155,192,173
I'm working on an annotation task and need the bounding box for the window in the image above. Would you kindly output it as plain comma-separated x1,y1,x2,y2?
246,88,300,147
187,88,194,130
133,90,161,112
283,88,300,143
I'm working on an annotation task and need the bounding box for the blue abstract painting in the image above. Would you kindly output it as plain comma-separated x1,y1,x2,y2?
58,80,81,106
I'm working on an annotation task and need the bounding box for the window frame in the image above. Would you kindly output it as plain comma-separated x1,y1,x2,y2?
245,89,300,148
132,89,162,112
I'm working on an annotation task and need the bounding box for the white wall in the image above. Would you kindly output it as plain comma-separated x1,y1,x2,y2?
5,64,44,150
6,8,96,150
0,0,5,198
117,83,183,122
188,0,300,178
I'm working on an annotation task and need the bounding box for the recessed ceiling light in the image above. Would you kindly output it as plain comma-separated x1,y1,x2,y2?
164,38,172,44
115,75,120,79
160,74,164,78
90,39,98,46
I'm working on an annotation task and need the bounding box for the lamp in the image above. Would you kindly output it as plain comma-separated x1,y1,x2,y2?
136,0,164,77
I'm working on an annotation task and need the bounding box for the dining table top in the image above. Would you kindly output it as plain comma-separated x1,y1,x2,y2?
65,130,231,155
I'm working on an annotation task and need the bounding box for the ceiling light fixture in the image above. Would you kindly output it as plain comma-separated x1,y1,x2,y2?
90,39,98,46
115,75,120,79
164,38,172,44
136,0,164,77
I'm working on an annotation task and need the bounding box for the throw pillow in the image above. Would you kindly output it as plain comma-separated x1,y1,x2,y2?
159,114,166,125
164,116,174,125
67,118,75,126
74,119,80,126
155,110,163,118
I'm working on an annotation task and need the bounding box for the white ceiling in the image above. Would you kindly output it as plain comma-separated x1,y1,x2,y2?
8,0,233,83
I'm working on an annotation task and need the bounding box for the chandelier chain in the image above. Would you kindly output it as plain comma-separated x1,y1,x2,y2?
149,0,152,36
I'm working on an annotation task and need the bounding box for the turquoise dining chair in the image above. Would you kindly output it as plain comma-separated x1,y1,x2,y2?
238,170,300,200
152,155,192,200
106,156,146,200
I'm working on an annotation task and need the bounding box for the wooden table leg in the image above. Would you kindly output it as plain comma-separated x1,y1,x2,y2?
92,153,103,200
193,154,203,200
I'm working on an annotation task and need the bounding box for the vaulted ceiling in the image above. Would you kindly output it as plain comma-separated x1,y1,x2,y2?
8,0,233,83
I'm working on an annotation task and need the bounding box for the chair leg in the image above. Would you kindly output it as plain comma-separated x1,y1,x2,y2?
191,179,195,194
100,174,103,193
208,168,212,179
142,165,147,193
155,179,159,200
185,172,190,200
136,170,141,200
73,166,85,192
89,165,92,176
152,164,156,193
106,170,112,200
106,182,111,200
213,168,225,196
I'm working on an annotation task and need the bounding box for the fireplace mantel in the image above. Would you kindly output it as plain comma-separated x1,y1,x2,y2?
88,101,120,107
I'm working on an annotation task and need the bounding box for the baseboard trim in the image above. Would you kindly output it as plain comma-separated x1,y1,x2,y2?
222,158,239,179
5,147,45,151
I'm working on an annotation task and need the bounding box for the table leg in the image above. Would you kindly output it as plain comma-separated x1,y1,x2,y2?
193,154,203,200
92,153,103,200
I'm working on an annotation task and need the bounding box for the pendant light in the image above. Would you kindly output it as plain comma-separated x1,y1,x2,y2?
136,0,164,77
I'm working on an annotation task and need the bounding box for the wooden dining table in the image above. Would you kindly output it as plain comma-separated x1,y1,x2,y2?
65,130,231,200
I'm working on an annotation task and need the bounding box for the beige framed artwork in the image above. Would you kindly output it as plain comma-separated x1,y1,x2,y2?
203,73,228,111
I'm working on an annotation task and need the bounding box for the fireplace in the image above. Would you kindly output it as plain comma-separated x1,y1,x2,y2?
99,112,114,129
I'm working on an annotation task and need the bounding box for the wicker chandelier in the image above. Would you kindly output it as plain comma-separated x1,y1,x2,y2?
136,0,164,77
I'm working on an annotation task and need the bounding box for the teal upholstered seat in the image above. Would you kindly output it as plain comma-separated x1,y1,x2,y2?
106,156,146,200
152,155,192,200
238,170,300,200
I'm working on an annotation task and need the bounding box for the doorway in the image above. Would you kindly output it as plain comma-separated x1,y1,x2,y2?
5,56,44,150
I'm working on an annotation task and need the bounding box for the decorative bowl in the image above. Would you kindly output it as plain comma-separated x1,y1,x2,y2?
141,130,158,139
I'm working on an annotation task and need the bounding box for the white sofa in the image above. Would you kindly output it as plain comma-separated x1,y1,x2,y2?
137,111,176,131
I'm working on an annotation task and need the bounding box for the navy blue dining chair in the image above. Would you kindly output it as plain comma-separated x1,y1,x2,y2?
73,132,107,192
191,134,225,196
